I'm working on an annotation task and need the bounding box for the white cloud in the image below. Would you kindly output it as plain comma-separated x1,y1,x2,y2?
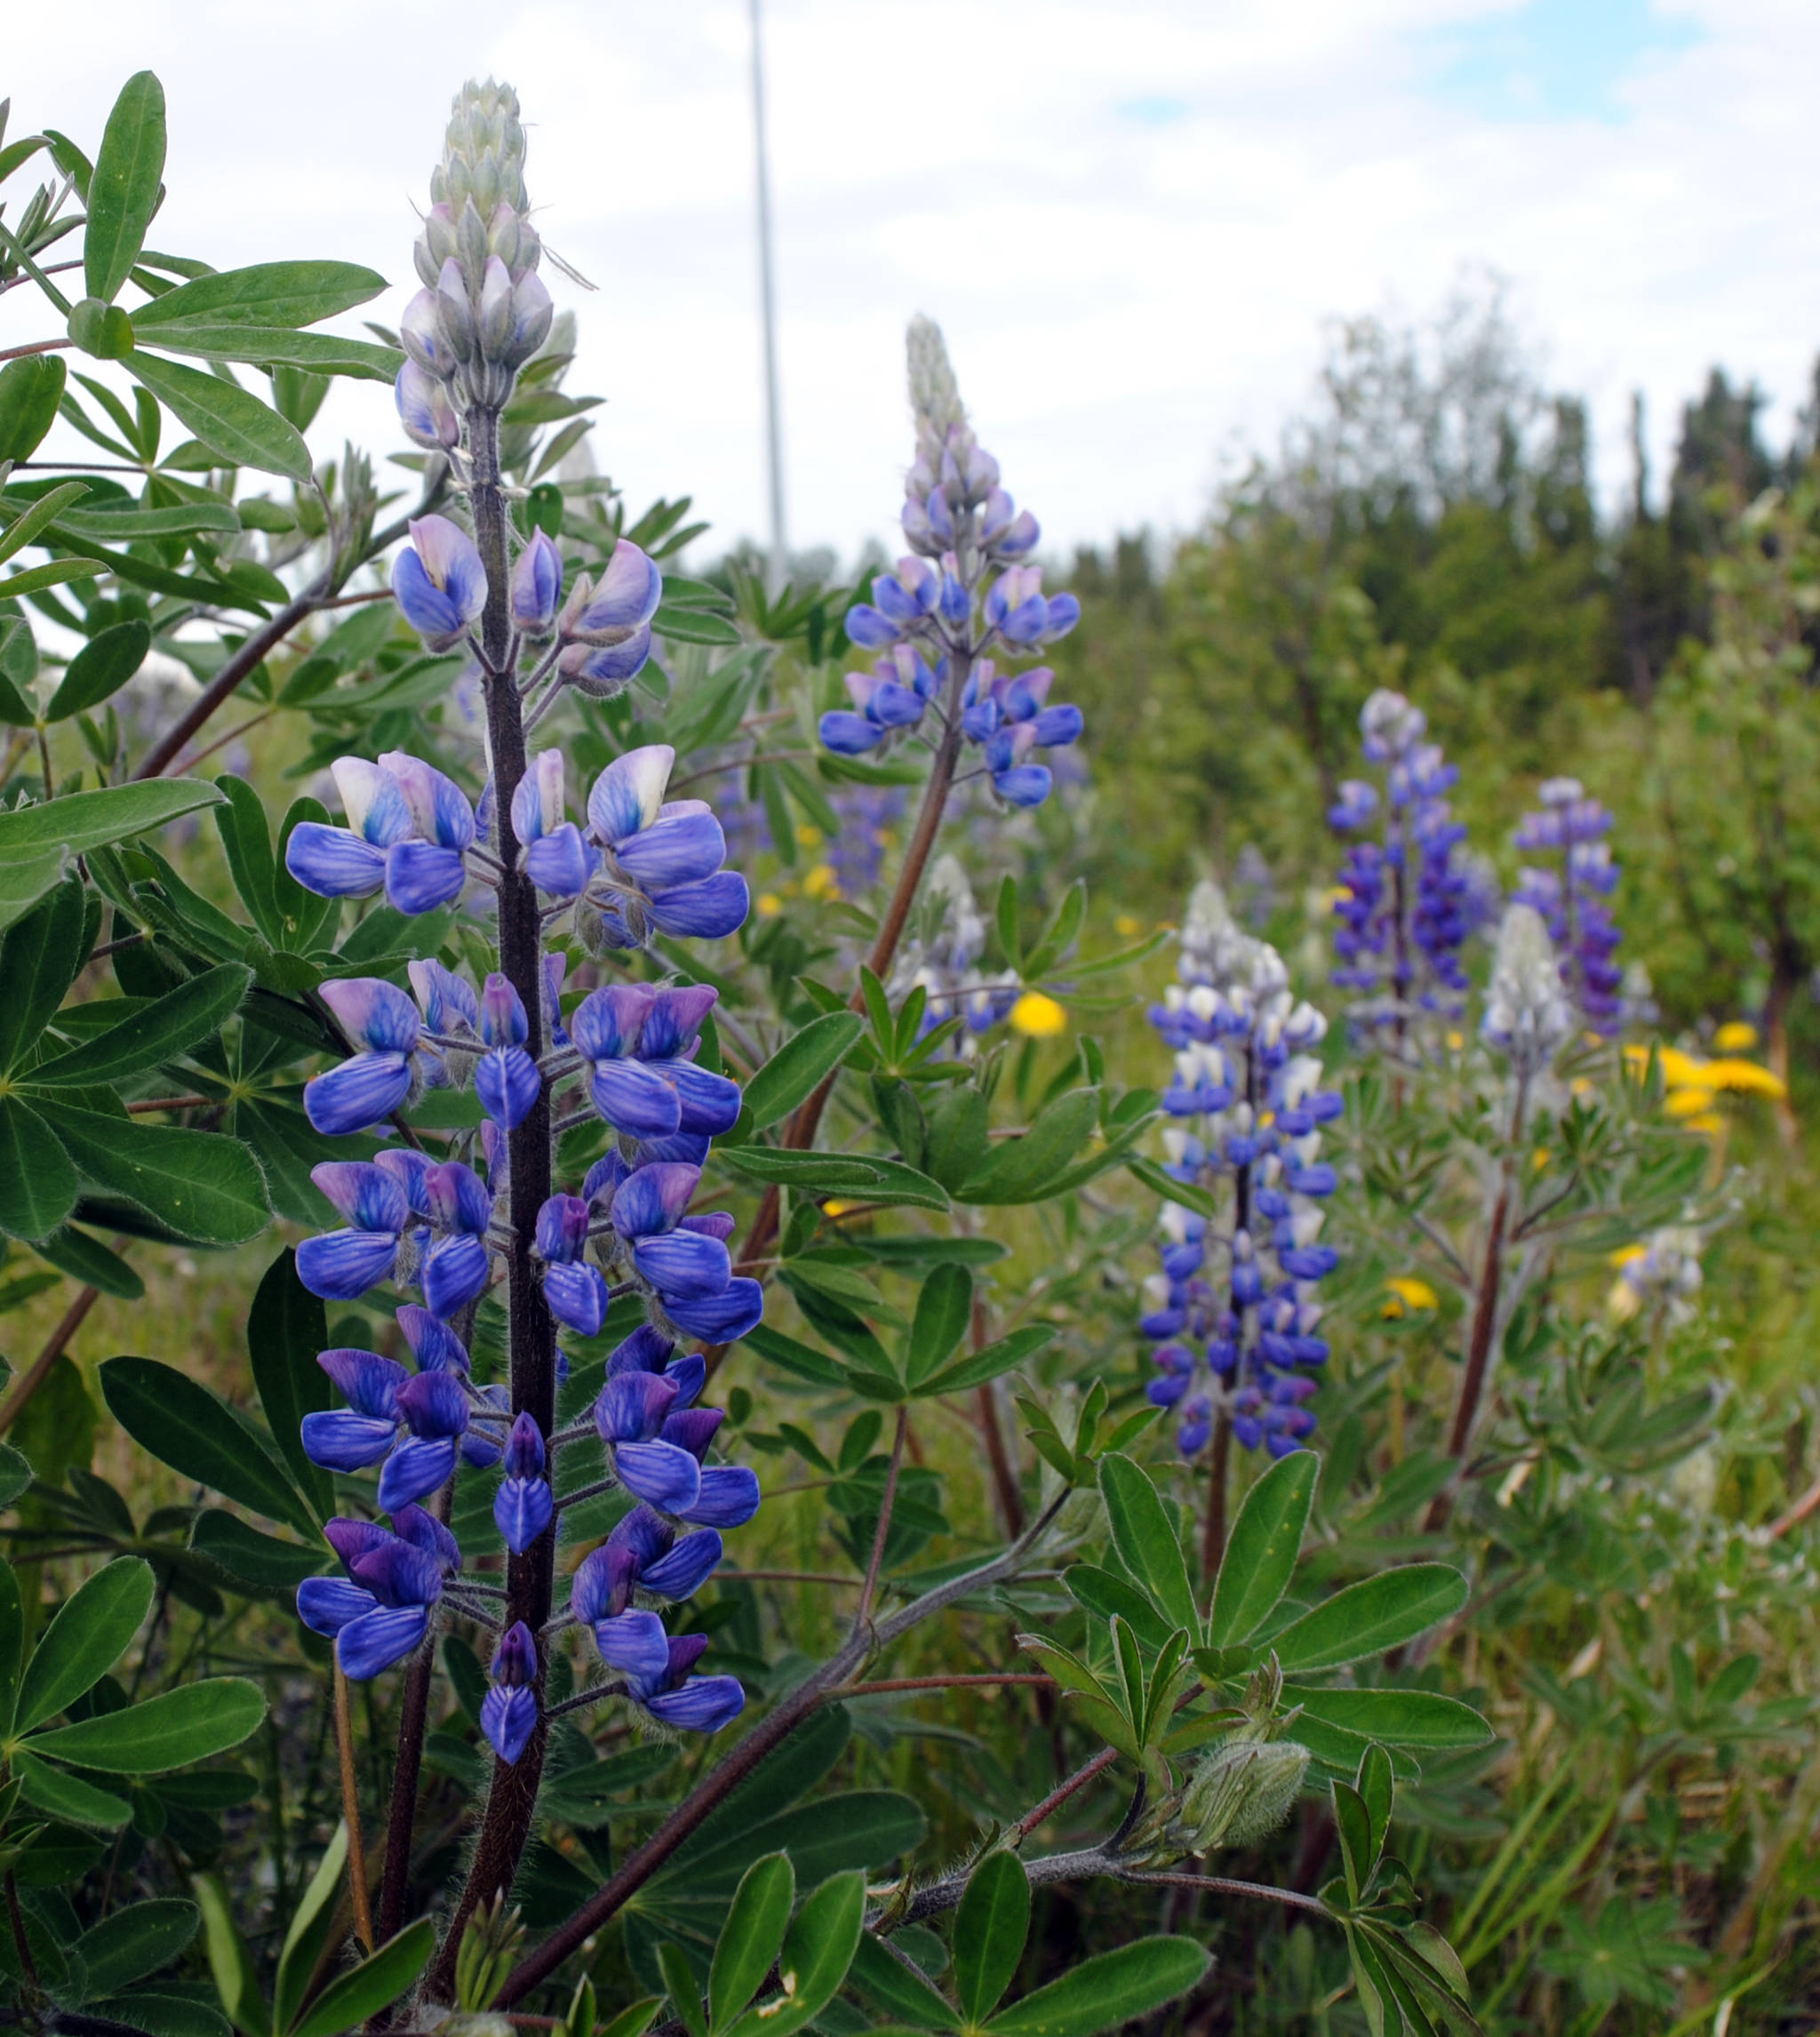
4,0,1816,562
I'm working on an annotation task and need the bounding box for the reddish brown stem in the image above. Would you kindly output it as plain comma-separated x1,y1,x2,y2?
1014,1745,1122,1840
855,1407,908,1631
1199,1406,1233,1587
972,1290,1025,1535
333,1661,375,1953
1425,1181,1512,1533
0,1282,100,1436
841,1674,1056,1695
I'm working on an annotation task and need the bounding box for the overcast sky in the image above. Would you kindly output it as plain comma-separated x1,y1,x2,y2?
7,0,1816,564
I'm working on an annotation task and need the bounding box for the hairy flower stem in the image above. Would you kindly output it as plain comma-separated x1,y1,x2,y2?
721,657,973,1315
1200,1407,1233,1586
429,409,560,1996
855,1406,908,1634
492,1490,1066,2009
333,1661,375,1953
376,1482,453,1945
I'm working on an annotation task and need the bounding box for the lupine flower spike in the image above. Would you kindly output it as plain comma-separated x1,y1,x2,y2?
817,316,1084,809
1140,882,1343,1460
281,77,762,1752
1513,777,1625,1035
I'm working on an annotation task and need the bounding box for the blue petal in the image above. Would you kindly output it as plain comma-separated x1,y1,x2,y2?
593,1609,672,1679
297,1228,399,1302
591,1058,683,1138
338,1602,431,1680
646,873,749,941
525,824,599,898
844,603,899,650
296,1577,375,1635
993,765,1051,809
640,1528,722,1600
385,841,469,915
545,1261,609,1338
634,1229,732,1301
666,1060,744,1137
680,1466,761,1529
284,823,386,899
494,1476,555,1554
378,1434,459,1513
664,1278,764,1345
818,711,884,756
643,1674,746,1732
1033,703,1083,747
306,1051,414,1137
423,1234,491,1320
475,1046,540,1130
614,811,728,890
301,1410,398,1473
392,548,467,644
480,1683,539,1763
664,1352,706,1408
614,1439,702,1513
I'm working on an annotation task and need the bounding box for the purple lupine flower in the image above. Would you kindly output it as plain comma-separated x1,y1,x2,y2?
285,757,416,901
419,1160,494,1319
475,973,540,1130
396,361,459,451
296,1505,459,1679
1513,776,1624,1035
511,530,563,636
628,1634,745,1732
514,750,601,898
1138,882,1341,1462
297,1162,417,1300
408,958,481,1090
569,982,742,1142
551,539,662,697
376,751,477,915
480,1621,539,1764
393,515,488,651
534,1192,611,1335
494,1412,554,1553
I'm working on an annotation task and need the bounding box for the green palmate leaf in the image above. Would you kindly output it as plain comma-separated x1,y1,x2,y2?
739,1323,845,1389
659,1943,707,2037
1126,1154,1221,1226
726,1872,865,2037
1207,1449,1319,1647
270,1825,347,2033
0,479,92,566
28,1674,265,1772
12,1747,132,1830
193,1871,271,2037
0,777,225,859
245,1249,333,1519
56,500,242,540
1285,1685,1494,1752
85,70,167,302
848,1932,961,2027
709,1852,795,2034
287,1918,435,2037
141,325,403,381
31,963,251,1087
1,557,103,597
0,1097,78,1241
905,1263,973,1387
742,1011,866,1131
132,260,387,330
212,774,281,942
958,1089,1102,1204
127,353,313,482
984,1938,1210,2037
1271,1566,1470,1674
0,876,85,1070
0,1446,28,1508
190,1511,324,1594
1098,1453,1201,1635
36,1224,142,1298
47,1105,271,1243
76,1897,200,1998
954,1850,1031,2025
0,355,68,461
45,618,152,720
674,1793,926,1897
14,1555,155,1732
715,1146,948,1209
918,1322,1055,1397
0,846,70,934
101,1356,314,1533
67,297,137,359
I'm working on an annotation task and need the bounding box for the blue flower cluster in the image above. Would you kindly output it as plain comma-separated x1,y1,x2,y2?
283,536,757,1759
1513,777,1624,1035
816,317,1083,809
1328,689,1489,1034
888,853,1019,1052
1140,883,1342,1460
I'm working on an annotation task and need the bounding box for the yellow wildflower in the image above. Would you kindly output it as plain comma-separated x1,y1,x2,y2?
1700,1058,1786,1098
802,864,841,900
756,892,782,917
1009,991,1067,1038
1114,913,1142,937
1382,1275,1440,1319
1665,1087,1717,1120
794,823,823,849
1713,1021,1759,1052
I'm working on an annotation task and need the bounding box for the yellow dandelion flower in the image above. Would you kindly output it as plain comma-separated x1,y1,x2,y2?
1382,1275,1440,1319
1700,1058,1786,1098
1664,1087,1718,1119
823,1199,854,1217
1608,1276,1642,1322
1531,1148,1550,1172
1713,1021,1759,1052
794,823,823,849
1446,1029,1465,1051
756,892,782,917
1114,913,1141,937
1608,1244,1648,1269
802,864,841,900
1684,1112,1726,1135
1009,992,1068,1038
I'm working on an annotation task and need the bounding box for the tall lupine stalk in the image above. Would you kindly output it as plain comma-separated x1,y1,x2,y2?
281,84,762,2003
730,317,1083,1287
1423,900,1573,1530
1138,883,1343,1582
1513,776,1624,1035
